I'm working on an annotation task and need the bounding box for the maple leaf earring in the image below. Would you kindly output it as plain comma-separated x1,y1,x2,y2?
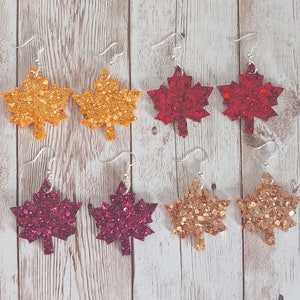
1,36,72,140
72,42,141,141
238,141,300,245
165,148,230,250
11,146,82,254
89,151,157,256
218,33,284,134
147,33,213,137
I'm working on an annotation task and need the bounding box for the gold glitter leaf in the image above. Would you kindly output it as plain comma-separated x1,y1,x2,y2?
238,172,300,245
1,66,71,139
72,69,141,141
165,178,230,250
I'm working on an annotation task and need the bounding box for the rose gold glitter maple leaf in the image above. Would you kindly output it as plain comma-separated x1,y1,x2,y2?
72,69,141,141
1,66,71,140
238,172,300,245
165,178,230,250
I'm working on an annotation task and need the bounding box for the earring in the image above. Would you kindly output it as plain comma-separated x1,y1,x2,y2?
147,33,213,138
89,151,157,256
218,33,283,134
238,142,300,245
72,42,141,141
10,146,82,254
1,36,72,140
165,148,230,250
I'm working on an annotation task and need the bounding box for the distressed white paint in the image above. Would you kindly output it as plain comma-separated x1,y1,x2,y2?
0,1,18,299
240,1,300,300
0,0,299,299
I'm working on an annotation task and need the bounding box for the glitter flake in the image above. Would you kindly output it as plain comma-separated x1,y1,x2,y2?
238,172,300,245
73,69,141,141
165,178,230,250
11,180,82,254
89,182,157,255
218,64,283,134
1,66,71,139
147,67,213,137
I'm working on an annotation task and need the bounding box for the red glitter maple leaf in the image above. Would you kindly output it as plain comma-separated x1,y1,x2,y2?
11,180,82,254
147,67,213,137
218,64,283,134
89,182,157,256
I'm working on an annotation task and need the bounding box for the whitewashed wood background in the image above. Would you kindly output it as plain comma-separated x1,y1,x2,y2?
0,0,299,299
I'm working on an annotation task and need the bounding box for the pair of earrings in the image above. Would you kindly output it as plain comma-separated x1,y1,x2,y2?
11,145,299,255
2,33,284,141
1,37,140,141
11,148,157,255
165,145,300,250
147,32,284,137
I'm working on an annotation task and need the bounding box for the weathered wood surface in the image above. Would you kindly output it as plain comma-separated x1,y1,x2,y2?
0,1,18,299
240,1,300,300
0,0,299,299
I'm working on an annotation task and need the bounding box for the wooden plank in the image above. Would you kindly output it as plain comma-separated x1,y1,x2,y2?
17,1,131,299
0,1,299,299
130,1,183,300
0,1,18,299
239,0,300,299
175,1,243,299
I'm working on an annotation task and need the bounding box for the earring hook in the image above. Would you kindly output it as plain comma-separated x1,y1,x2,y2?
100,150,136,195
24,146,56,193
152,32,185,72
175,147,209,164
255,141,279,173
231,32,259,73
17,35,46,77
173,147,209,189
91,41,124,79
92,41,124,65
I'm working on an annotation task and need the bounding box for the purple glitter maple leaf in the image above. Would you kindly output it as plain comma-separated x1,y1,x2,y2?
89,182,157,255
11,180,82,254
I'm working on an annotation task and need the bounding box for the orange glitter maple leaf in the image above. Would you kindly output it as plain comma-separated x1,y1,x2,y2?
1,66,71,140
72,69,141,141
238,172,300,245
165,178,230,250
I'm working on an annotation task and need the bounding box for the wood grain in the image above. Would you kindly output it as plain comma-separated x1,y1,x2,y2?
239,1,300,299
130,1,182,300
0,1,18,299
17,1,131,299
0,0,299,299
175,1,243,299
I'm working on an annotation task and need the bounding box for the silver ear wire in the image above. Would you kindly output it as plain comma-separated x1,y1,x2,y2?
173,147,209,189
152,32,185,73
230,32,259,73
100,150,136,195
24,146,56,193
90,41,124,79
255,141,279,174
17,35,46,77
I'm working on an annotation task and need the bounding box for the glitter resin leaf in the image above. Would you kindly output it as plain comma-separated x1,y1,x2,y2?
1,66,72,140
72,69,141,141
11,180,82,254
147,67,213,137
89,182,157,255
238,172,300,245
218,64,283,134
165,178,230,250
